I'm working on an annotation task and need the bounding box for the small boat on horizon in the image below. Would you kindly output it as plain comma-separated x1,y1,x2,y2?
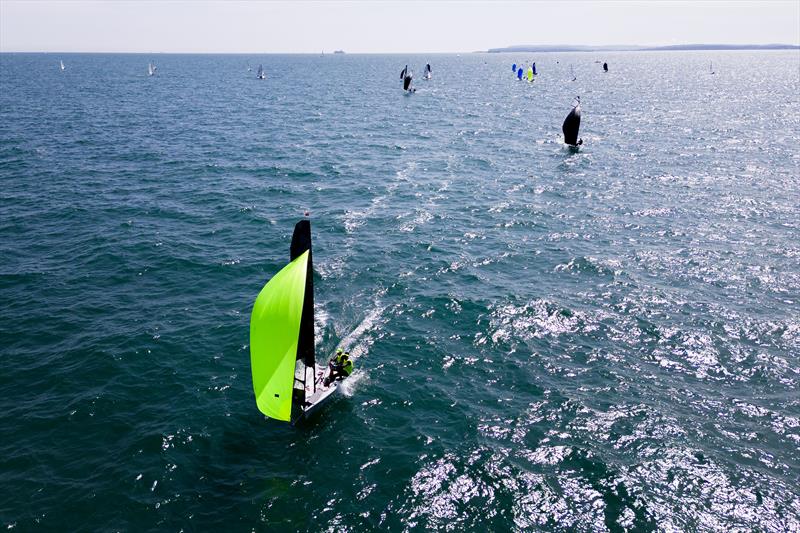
59,60,65,71
256,64,266,79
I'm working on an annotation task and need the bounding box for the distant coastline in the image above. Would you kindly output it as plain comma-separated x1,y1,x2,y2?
487,43,800,53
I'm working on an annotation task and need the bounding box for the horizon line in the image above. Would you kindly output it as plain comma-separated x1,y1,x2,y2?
2,42,800,55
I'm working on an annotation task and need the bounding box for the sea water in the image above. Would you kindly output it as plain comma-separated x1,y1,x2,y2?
1,51,799,530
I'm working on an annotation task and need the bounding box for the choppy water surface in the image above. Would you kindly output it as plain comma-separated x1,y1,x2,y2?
1,51,799,531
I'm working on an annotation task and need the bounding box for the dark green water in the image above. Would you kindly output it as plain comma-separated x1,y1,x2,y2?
1,51,799,531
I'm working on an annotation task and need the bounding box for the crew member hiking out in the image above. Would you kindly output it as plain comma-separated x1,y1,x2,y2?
324,348,353,386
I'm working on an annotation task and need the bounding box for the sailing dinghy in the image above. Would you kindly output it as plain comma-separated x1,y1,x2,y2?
60,60,65,71
562,96,583,149
256,64,266,80
250,220,347,423
148,62,156,76
403,71,415,94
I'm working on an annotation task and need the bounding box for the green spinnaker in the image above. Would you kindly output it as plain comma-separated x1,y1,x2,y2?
250,250,309,421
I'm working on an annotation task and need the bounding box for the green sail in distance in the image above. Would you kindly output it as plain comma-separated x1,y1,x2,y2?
250,250,309,421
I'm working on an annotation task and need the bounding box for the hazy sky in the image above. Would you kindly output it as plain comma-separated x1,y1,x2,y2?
1,0,799,53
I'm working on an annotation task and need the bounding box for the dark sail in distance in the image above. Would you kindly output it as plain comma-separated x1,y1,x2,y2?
562,101,582,146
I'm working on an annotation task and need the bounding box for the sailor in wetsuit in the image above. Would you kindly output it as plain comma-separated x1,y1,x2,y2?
324,348,353,386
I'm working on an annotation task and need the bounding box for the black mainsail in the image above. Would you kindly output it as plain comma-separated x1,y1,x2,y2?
290,220,315,407
562,98,582,146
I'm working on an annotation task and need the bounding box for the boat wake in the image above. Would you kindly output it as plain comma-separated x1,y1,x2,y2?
339,369,367,397
342,161,414,234
339,304,385,359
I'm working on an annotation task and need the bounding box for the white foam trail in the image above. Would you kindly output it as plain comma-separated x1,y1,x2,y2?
339,370,367,397
330,305,384,399
339,304,385,360
314,304,330,346
343,160,416,235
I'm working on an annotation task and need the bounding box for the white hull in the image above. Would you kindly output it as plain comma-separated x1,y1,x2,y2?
298,366,341,420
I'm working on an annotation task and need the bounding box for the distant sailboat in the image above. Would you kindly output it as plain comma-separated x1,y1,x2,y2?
603,62,608,72
256,64,266,80
147,62,156,76
403,71,415,93
59,60,65,71
527,65,534,82
532,62,537,76
512,63,517,72
424,63,432,80
709,61,715,75
517,67,523,80
562,96,583,148
570,64,577,81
